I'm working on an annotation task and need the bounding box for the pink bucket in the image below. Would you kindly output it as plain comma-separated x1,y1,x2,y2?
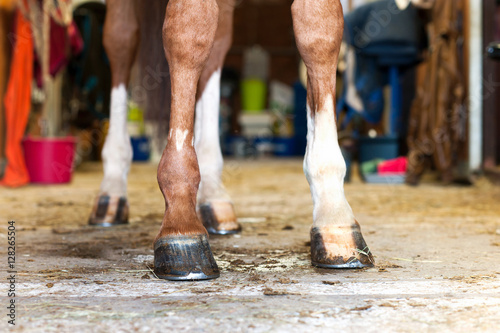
22,136,77,184
377,157,408,174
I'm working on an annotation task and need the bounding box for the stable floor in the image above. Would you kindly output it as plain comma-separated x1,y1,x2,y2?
1,159,499,332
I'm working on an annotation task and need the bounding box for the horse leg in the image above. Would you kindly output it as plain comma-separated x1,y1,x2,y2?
195,0,240,235
154,0,220,280
291,0,374,267
88,0,138,226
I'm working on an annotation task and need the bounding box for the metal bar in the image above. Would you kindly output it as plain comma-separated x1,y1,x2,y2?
468,0,483,172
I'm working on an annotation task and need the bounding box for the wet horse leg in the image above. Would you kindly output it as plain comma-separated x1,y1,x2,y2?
195,0,241,235
292,0,374,267
154,0,220,280
89,0,138,226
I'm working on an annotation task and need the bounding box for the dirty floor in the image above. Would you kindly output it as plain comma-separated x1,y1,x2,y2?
1,159,499,332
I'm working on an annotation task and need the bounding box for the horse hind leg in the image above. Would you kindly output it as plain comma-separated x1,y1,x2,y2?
154,0,220,280
88,0,138,226
291,0,374,268
195,0,240,235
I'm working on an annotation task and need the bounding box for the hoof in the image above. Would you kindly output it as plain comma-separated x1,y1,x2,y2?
154,234,220,281
310,225,374,268
198,202,241,235
88,195,129,227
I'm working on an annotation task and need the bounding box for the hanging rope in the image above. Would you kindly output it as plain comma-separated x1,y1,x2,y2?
19,0,72,60
14,0,73,134
49,0,73,27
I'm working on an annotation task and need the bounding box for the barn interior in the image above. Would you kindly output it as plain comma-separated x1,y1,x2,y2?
0,0,499,331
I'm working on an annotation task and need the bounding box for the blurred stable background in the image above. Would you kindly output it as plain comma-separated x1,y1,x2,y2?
0,0,499,186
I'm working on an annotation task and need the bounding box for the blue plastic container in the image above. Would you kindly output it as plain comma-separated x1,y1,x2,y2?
254,137,274,156
224,135,247,156
273,137,296,156
130,136,150,162
358,135,399,164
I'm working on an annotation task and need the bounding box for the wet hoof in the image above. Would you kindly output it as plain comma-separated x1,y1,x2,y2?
88,195,129,227
310,225,374,268
154,234,220,281
198,202,241,235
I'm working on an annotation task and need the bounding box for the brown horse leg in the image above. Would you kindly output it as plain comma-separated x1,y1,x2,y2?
154,0,220,280
195,0,240,235
88,0,138,226
292,0,374,268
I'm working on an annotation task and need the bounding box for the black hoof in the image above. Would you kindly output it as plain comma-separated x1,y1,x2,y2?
310,226,374,269
88,195,129,227
154,234,220,281
199,202,241,235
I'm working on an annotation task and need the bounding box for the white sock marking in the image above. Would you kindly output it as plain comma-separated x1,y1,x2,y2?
100,84,133,197
303,94,355,227
194,69,230,203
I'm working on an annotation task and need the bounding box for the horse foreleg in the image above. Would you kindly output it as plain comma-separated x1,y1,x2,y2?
154,0,220,280
195,0,240,235
292,0,374,268
88,0,138,226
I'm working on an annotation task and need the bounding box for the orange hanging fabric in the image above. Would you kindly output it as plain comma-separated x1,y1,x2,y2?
0,10,34,187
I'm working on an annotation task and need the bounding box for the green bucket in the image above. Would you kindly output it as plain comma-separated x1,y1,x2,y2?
241,79,266,113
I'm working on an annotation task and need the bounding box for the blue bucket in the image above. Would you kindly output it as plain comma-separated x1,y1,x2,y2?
273,137,296,156
358,135,399,163
130,136,150,162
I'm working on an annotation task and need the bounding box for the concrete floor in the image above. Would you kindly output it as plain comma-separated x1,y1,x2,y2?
1,159,499,332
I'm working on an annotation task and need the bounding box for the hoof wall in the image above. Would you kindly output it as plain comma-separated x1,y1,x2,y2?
310,226,374,269
154,234,220,281
199,202,241,235
89,195,129,227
